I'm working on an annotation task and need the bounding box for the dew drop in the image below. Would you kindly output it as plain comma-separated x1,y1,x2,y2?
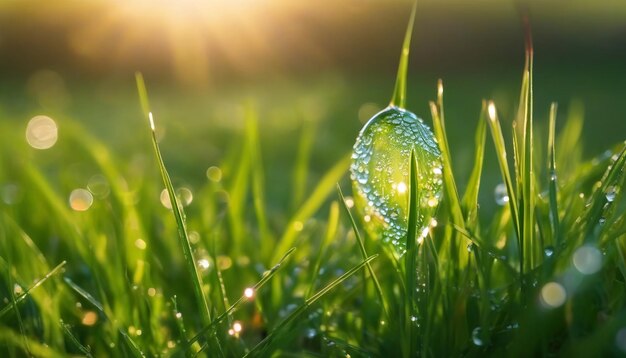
350,107,442,253
471,327,484,346
494,183,509,206
544,246,554,257
606,186,618,202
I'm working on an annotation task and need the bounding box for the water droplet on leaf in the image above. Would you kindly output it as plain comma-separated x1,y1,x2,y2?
494,183,509,206
471,327,484,346
350,107,442,253
606,186,618,202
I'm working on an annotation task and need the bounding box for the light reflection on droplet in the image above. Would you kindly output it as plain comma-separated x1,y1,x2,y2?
540,282,567,308
494,183,509,206
198,258,210,270
396,182,407,194
488,102,497,121
344,196,355,208
293,221,304,231
244,287,255,299
160,189,172,209
147,288,156,297
573,246,602,275
13,284,23,295
26,115,58,149
69,189,93,211
233,321,243,333
206,166,223,182
178,187,193,206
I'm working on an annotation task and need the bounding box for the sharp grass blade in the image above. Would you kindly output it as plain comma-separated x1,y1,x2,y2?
486,102,521,258
135,75,212,326
244,254,378,357
405,150,419,358
60,319,94,358
337,184,389,319
185,248,296,349
272,153,351,263
0,261,66,318
548,103,560,247
389,0,417,109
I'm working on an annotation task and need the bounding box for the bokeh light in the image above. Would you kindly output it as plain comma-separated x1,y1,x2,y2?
69,189,93,211
573,246,602,275
540,282,567,308
26,115,58,149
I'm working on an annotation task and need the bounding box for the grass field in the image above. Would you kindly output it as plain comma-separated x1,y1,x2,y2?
1,2,626,356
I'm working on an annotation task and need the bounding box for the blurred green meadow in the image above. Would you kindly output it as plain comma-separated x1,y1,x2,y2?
1,0,626,356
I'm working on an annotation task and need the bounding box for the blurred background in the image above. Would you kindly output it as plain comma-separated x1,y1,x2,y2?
0,0,625,215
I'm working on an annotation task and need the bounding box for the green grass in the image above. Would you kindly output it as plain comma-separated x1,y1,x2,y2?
1,6,626,358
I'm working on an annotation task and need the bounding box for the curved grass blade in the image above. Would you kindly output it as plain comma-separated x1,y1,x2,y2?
306,200,340,299
0,261,66,318
135,74,212,327
244,254,378,357
337,184,389,319
185,248,296,350
390,0,418,109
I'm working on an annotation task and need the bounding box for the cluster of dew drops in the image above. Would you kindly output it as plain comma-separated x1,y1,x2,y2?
351,106,443,254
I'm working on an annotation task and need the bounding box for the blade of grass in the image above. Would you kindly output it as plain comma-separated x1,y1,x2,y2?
136,74,212,327
389,0,417,109
0,261,66,318
185,248,296,349
405,150,419,358
547,103,560,247
60,319,94,358
337,184,389,319
244,254,378,357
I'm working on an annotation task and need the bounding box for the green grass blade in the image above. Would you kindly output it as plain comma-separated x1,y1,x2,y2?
405,150,419,358
272,153,351,263
389,0,417,109
244,254,378,357
185,248,296,349
337,184,389,319
0,261,66,318
486,102,521,250
137,87,212,327
60,319,94,358
548,103,560,247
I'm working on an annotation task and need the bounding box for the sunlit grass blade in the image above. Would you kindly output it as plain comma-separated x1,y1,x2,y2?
244,254,378,357
389,0,417,109
272,153,351,263
135,75,212,327
0,261,66,318
548,103,560,246
337,184,389,319
60,319,94,358
185,248,296,350
405,150,419,358
486,102,521,256
461,102,488,226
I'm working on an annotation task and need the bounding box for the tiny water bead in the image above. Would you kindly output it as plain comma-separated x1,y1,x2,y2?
494,183,509,206
351,106,442,253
